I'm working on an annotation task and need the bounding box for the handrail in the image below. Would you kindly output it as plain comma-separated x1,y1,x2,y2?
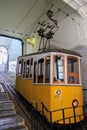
30,100,84,124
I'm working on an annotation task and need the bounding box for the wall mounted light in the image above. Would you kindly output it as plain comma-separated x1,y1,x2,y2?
31,37,37,44
26,37,31,43
26,36,37,47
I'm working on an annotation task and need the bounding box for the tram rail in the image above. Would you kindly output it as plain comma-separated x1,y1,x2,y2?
0,73,50,130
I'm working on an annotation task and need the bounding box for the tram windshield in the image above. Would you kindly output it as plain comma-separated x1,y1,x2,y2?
67,56,79,84
53,54,80,84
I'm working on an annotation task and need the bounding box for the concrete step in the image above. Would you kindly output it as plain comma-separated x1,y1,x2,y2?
0,84,5,92
0,115,25,130
0,101,15,110
0,92,9,101
3,126,27,130
0,109,16,117
0,83,28,130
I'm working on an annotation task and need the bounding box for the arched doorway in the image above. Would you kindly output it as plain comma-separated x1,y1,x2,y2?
0,46,8,72
0,35,23,73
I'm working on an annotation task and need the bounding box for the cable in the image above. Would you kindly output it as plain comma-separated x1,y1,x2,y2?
14,0,38,31
54,0,72,15
2,0,86,37
22,0,58,35
23,0,76,37
56,2,87,25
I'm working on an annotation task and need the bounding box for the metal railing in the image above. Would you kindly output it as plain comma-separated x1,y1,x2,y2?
30,101,87,130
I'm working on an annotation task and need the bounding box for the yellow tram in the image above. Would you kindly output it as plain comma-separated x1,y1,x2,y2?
16,49,84,124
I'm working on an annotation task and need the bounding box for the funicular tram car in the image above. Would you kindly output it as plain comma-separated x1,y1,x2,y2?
16,49,84,124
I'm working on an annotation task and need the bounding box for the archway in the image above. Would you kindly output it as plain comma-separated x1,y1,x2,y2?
0,35,23,73
0,46,8,72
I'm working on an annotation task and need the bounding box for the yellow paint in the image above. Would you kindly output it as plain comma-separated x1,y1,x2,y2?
16,76,32,101
50,86,83,110
16,76,84,124
50,86,84,123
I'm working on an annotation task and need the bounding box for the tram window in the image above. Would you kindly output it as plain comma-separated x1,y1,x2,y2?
38,58,44,83
54,56,64,82
68,76,79,83
45,56,50,83
30,58,33,78
31,58,33,65
22,58,33,79
67,57,79,84
23,61,26,78
17,59,23,75
33,61,37,83
17,60,21,75
68,58,78,73
26,60,30,78
21,59,23,74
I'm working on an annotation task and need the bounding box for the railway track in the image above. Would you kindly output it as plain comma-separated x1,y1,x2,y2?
0,73,50,130
0,72,86,130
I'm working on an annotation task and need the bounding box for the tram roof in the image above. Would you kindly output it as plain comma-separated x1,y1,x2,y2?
20,49,81,58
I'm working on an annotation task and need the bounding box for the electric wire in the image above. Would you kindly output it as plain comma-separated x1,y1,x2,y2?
22,0,58,36
14,0,38,32
24,0,81,36
0,0,87,38
56,2,87,25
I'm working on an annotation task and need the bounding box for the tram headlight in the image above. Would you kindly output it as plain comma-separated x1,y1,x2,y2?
55,90,61,96
72,99,79,107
